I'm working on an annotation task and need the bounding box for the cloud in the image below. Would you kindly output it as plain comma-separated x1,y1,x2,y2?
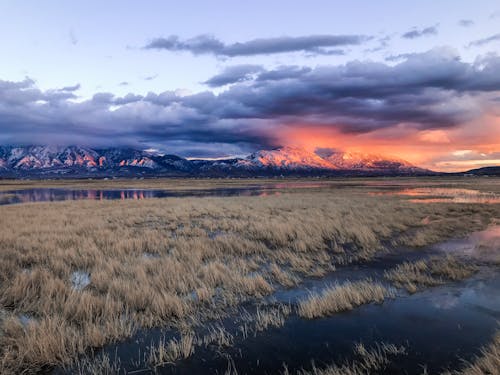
458,19,474,27
468,33,500,47
69,29,78,45
1,47,500,157
143,74,158,81
402,25,438,39
144,34,369,57
490,11,500,19
433,150,500,171
60,84,81,92
203,65,264,87
418,129,451,143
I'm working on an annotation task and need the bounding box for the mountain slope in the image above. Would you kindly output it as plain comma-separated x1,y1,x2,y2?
0,145,433,177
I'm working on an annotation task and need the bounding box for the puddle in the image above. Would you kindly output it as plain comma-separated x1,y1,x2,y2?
435,225,500,263
19,314,36,327
71,270,91,290
372,187,500,203
142,252,161,259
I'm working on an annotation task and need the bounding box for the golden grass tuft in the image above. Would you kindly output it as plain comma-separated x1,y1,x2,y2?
283,342,407,375
297,280,395,319
384,255,478,293
147,332,196,367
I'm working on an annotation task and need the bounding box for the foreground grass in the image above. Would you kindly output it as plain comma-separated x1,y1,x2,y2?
284,342,407,375
384,255,478,293
0,180,498,373
298,280,394,319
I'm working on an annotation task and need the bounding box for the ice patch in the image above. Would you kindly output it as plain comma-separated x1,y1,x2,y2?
71,270,91,290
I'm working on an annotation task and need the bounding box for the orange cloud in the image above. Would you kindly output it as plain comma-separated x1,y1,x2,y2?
417,130,451,144
277,115,500,172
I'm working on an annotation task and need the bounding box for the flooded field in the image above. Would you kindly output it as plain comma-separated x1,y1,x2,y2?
0,178,498,374
58,226,500,374
1,179,500,206
372,187,500,204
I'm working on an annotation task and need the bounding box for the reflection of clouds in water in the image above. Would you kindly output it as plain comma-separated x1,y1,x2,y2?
431,293,460,310
374,187,500,204
436,226,500,262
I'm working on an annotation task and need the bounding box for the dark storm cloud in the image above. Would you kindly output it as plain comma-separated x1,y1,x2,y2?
1,47,500,154
203,65,264,87
144,34,369,57
402,25,438,39
468,33,500,47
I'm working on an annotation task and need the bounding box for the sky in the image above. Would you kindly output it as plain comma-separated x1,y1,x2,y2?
0,0,500,171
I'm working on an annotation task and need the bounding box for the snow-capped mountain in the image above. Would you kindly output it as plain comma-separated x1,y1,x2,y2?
315,148,417,171
0,145,431,177
233,146,423,172
241,147,335,170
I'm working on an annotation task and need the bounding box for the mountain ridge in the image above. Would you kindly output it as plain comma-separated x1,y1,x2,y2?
0,145,436,177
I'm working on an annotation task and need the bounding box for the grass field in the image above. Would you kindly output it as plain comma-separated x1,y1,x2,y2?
0,178,499,373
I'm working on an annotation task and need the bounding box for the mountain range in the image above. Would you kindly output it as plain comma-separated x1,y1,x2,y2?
0,145,447,178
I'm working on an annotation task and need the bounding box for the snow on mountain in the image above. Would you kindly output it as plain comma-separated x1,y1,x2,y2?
0,145,430,176
316,148,417,170
242,147,336,169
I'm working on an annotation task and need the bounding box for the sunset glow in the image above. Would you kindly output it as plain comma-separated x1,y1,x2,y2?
0,0,499,172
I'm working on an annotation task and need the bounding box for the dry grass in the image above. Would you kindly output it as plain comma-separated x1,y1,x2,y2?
199,325,234,348
73,353,121,375
283,342,407,375
297,280,395,319
147,332,195,367
384,255,478,293
0,179,498,373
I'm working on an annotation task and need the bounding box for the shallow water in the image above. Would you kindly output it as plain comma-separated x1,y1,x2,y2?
434,225,500,263
0,183,330,205
372,187,500,203
1,183,499,206
74,270,499,375
59,226,500,375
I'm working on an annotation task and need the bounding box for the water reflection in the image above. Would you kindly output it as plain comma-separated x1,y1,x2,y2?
1,184,500,206
372,187,500,203
0,187,285,205
436,225,500,263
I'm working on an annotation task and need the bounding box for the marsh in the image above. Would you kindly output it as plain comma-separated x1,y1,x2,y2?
0,177,498,374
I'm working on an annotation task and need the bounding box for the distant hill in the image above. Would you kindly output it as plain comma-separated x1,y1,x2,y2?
462,166,500,176
0,145,436,178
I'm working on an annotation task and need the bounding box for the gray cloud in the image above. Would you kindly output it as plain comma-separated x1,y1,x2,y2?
458,19,474,27
1,48,500,155
60,84,81,92
143,74,158,81
203,65,264,87
144,34,369,57
402,25,438,39
468,33,500,47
